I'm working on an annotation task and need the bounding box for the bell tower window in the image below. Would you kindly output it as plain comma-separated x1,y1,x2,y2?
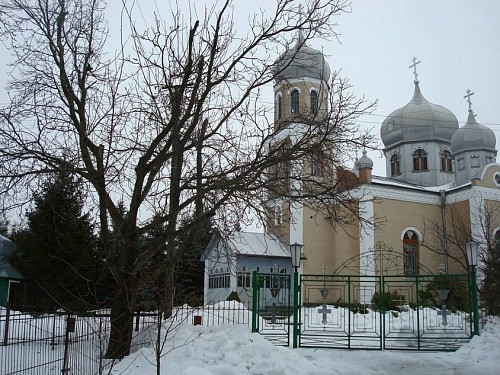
310,90,318,114
413,149,428,171
290,90,299,115
276,94,282,120
391,153,400,176
441,150,452,172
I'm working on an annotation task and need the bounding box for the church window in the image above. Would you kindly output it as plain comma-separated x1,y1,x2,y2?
413,149,428,171
403,230,419,276
390,154,400,176
290,90,299,115
274,204,282,225
276,94,282,120
310,90,318,114
486,155,494,165
441,150,452,172
457,157,465,171
471,155,480,169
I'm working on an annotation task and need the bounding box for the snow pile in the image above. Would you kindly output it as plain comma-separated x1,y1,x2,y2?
110,315,500,375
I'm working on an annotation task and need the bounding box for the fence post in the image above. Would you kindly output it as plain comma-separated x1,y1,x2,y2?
2,302,11,346
135,311,140,332
61,315,75,374
251,271,258,333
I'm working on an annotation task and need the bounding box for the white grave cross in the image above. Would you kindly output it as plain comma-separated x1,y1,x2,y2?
318,303,331,325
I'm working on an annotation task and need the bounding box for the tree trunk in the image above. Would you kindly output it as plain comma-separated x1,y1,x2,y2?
105,282,137,359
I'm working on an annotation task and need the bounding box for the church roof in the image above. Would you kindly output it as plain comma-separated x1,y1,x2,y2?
380,81,459,149
451,110,497,155
273,30,330,84
225,231,291,258
200,231,291,261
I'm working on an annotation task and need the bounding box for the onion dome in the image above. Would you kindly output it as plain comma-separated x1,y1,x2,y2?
355,150,373,170
274,30,331,84
451,110,496,155
381,81,459,149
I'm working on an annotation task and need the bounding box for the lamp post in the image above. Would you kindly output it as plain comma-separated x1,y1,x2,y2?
290,242,303,348
465,240,480,336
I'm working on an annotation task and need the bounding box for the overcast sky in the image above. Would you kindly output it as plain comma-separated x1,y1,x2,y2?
1,0,499,178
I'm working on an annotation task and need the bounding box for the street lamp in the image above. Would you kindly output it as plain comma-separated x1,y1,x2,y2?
290,242,303,348
465,240,480,336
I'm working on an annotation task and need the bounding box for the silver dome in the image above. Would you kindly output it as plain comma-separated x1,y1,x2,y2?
274,31,331,83
355,150,373,169
381,82,459,149
451,110,496,155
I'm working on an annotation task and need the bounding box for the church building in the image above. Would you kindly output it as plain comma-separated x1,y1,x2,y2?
202,33,500,306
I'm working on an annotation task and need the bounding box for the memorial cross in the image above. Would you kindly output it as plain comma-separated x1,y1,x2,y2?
437,303,451,327
318,303,331,325
269,302,278,325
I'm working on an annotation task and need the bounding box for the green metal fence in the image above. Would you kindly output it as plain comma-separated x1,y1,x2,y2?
252,272,474,351
251,272,291,346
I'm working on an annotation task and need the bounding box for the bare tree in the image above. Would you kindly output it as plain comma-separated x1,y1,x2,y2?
0,0,374,358
422,198,500,273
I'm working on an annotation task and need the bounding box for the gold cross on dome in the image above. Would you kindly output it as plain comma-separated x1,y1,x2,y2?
464,89,475,111
409,57,421,81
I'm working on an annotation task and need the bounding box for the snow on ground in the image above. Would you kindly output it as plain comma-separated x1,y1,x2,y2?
111,314,500,375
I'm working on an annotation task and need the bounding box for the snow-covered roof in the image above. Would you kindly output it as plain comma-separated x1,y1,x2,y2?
226,231,291,258
371,175,459,193
201,231,292,261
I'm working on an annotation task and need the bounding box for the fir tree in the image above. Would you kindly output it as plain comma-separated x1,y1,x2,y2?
173,217,212,307
14,171,101,311
481,242,500,316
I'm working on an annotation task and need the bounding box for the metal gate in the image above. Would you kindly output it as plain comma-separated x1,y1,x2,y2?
251,272,291,346
253,272,474,351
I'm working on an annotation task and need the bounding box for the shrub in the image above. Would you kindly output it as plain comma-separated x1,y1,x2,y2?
226,291,241,302
371,291,406,311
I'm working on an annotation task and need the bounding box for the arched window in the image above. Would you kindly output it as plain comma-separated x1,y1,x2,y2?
403,230,419,276
413,149,428,171
391,154,400,176
290,90,299,115
310,90,318,114
441,150,452,172
276,94,282,120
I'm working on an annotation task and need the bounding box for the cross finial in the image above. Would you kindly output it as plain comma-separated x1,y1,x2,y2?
409,57,421,82
464,89,475,111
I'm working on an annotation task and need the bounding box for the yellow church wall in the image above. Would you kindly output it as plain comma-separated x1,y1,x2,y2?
301,204,360,276
445,200,471,274
373,197,443,275
472,164,500,189
302,206,334,275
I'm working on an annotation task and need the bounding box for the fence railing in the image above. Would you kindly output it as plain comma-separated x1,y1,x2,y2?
0,301,252,375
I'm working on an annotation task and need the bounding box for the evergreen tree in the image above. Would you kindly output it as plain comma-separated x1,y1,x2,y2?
14,171,101,311
0,216,9,237
173,217,212,307
481,242,500,316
